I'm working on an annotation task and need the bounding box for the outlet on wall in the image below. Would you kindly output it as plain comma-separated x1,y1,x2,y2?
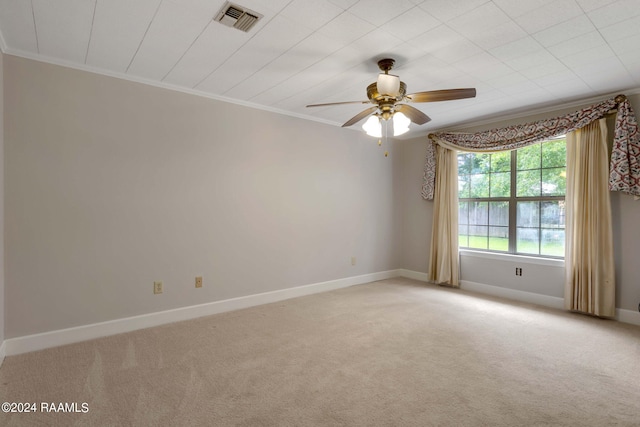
195,276,203,288
351,256,356,266
153,281,163,294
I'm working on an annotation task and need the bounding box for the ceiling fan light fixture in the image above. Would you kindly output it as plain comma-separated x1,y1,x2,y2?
377,73,400,97
362,115,382,137
392,112,410,136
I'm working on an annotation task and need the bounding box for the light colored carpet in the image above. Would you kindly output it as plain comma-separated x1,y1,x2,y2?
1,278,639,426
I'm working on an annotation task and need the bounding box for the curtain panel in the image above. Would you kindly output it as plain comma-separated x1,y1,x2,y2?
565,119,616,317
422,95,640,200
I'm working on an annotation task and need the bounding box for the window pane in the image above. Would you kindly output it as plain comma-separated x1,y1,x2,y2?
517,144,541,171
517,201,539,227
542,140,566,168
541,229,564,257
469,226,488,249
470,174,490,198
458,175,470,198
469,202,488,225
490,172,510,197
517,228,540,254
472,153,491,174
459,224,469,248
458,153,472,174
459,202,469,225
542,167,566,196
489,201,509,226
491,151,511,172
541,201,565,228
489,226,508,251
517,170,541,197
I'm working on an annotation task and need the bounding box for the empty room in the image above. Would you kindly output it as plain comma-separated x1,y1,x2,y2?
0,0,639,425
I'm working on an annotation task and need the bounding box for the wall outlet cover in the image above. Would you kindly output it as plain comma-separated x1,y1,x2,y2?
154,281,163,294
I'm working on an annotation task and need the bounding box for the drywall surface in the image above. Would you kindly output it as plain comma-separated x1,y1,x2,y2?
0,50,5,347
400,92,640,312
397,138,432,273
4,55,401,338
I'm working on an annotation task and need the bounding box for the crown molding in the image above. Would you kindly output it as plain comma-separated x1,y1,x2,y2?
2,48,346,129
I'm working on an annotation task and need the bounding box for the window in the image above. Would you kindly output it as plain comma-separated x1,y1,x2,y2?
458,138,566,257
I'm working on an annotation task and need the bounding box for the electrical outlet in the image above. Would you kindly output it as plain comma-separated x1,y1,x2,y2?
195,276,203,288
515,268,523,276
153,281,163,294
351,256,356,266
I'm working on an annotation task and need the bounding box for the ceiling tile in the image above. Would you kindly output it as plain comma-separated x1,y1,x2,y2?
454,52,515,81
348,0,416,26
32,0,95,63
489,37,541,62
86,0,161,73
609,33,640,56
280,0,344,31
381,6,441,42
126,0,212,80
447,2,510,39
0,0,38,52
418,0,488,22
514,0,584,34
504,50,559,72
411,24,464,54
575,0,618,12
430,38,483,64
546,31,606,58
599,14,640,43
468,20,528,50
226,32,342,100
559,43,617,68
519,60,569,79
327,0,359,10
532,15,596,47
163,21,255,88
588,0,640,28
196,15,313,94
316,11,375,44
348,28,403,54
492,0,556,18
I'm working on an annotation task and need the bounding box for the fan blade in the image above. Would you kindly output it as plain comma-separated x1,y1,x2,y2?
342,106,378,127
407,88,476,103
306,100,370,107
395,104,431,125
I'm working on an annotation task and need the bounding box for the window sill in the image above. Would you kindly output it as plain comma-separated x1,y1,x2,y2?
459,249,564,267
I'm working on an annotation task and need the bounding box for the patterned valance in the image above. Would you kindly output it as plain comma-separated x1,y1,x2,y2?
422,95,640,200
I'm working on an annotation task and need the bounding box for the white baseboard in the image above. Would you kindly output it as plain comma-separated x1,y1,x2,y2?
616,308,640,326
398,269,429,282
398,269,640,326
4,269,400,356
459,280,565,310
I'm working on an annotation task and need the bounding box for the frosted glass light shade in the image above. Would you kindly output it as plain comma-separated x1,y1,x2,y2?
392,112,410,136
377,74,400,97
362,115,382,137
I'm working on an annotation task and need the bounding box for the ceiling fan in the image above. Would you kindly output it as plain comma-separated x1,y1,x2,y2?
306,58,476,137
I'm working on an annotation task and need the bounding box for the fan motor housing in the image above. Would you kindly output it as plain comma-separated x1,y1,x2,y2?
367,81,406,102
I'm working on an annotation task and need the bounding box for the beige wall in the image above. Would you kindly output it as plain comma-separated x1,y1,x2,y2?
0,50,4,346
399,93,640,312
4,55,401,338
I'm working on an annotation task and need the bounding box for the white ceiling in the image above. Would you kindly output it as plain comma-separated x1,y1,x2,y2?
1,0,639,136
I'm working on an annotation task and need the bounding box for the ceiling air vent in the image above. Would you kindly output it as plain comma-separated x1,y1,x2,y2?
215,2,263,33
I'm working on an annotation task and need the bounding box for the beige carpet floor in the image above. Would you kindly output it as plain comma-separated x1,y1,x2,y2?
1,278,639,426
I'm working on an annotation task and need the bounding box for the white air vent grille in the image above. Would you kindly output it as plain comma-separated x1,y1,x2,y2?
215,2,263,33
